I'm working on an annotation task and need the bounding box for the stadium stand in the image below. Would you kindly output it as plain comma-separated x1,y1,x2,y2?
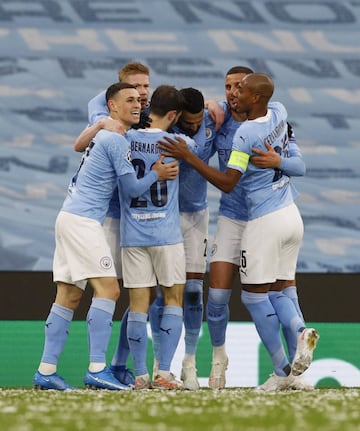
0,0,359,274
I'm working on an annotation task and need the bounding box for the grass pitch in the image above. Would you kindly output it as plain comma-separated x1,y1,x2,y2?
0,388,359,431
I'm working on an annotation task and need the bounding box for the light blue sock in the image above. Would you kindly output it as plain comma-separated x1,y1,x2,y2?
111,307,130,367
41,303,74,364
184,279,203,356
241,290,290,376
159,305,183,371
149,290,164,361
127,311,148,376
282,286,304,321
87,298,115,363
269,290,305,363
206,288,232,347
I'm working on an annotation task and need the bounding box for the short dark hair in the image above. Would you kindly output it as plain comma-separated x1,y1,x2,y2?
180,87,204,114
226,66,254,76
105,82,136,102
150,85,185,116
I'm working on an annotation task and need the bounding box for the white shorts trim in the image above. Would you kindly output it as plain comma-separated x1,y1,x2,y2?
180,208,209,273
209,216,246,266
240,203,304,284
53,211,117,290
121,243,186,288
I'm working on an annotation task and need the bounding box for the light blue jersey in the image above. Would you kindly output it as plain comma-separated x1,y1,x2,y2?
229,101,294,220
107,188,121,219
87,93,151,221
214,102,305,221
213,103,248,221
120,129,195,247
62,129,157,224
173,110,216,213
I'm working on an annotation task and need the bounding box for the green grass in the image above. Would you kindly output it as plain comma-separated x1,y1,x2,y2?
1,388,359,431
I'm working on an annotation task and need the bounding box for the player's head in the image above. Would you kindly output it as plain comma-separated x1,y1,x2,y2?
225,66,254,114
117,62,150,110
235,73,274,117
176,87,205,137
105,82,141,129
149,85,185,129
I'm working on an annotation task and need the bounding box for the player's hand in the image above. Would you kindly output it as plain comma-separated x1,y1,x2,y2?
157,136,191,160
152,155,179,180
250,140,281,168
206,100,225,131
100,117,126,135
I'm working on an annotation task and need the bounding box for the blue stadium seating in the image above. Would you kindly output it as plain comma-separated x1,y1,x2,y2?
0,0,359,272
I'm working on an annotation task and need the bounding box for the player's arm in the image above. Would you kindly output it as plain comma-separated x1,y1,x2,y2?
119,156,179,197
205,99,225,131
88,90,108,125
74,118,126,152
251,128,305,177
158,136,242,193
279,140,306,176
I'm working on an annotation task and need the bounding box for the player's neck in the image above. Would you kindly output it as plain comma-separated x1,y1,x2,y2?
247,106,268,120
232,110,247,122
110,116,131,132
148,115,169,132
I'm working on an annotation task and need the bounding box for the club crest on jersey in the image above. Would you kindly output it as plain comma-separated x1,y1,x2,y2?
205,128,213,140
100,256,113,269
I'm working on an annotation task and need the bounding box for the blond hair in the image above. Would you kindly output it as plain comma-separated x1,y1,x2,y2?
117,62,150,82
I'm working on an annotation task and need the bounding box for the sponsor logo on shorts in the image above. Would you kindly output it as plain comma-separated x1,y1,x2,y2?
210,244,217,256
100,256,113,269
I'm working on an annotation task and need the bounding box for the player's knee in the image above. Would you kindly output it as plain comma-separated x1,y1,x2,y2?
184,290,202,306
207,287,232,305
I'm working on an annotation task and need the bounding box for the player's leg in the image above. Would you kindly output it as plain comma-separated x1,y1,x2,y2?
181,274,204,390
34,212,86,391
279,280,314,390
207,277,234,390
148,285,163,379
180,209,208,389
84,276,130,390
33,281,83,391
127,287,152,389
151,244,186,390
269,280,305,363
272,204,319,378
109,306,135,385
122,246,156,389
207,216,244,389
278,279,304,362
240,214,294,391
103,216,135,385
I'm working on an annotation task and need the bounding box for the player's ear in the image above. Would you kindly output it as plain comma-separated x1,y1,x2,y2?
107,99,114,111
167,110,177,122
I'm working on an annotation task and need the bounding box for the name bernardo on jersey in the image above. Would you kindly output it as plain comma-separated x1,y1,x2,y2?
130,141,161,154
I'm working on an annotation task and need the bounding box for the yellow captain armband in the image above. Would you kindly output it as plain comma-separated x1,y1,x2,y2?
228,150,249,170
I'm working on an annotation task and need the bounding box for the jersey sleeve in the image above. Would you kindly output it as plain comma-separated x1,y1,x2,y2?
118,170,158,198
279,125,306,177
88,90,108,125
228,126,251,173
